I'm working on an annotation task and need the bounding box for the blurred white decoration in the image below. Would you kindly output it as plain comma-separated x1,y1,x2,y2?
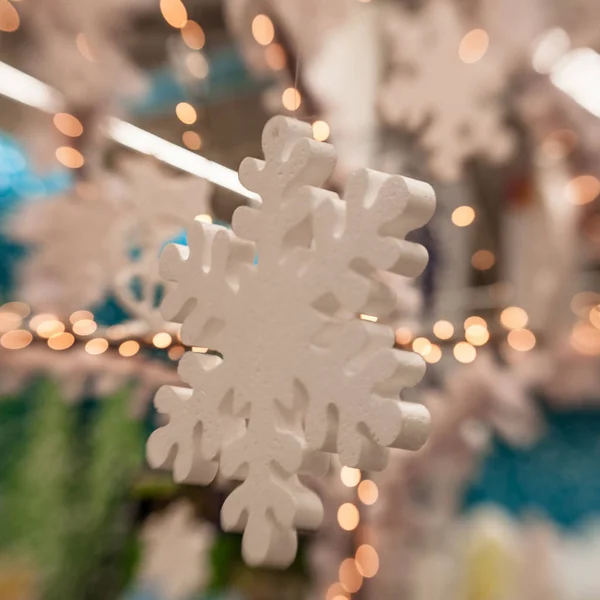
139,500,214,600
146,116,434,567
0,345,179,416
18,0,149,168
371,352,540,600
9,158,213,327
380,0,514,180
304,1,380,176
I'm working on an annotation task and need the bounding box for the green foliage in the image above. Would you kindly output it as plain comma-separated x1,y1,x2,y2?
2,379,145,600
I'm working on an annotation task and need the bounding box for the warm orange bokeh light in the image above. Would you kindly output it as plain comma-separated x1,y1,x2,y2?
72,319,97,336
176,102,197,125
119,340,140,358
252,14,275,46
53,113,84,137
451,205,476,227
340,466,361,488
433,320,454,340
312,120,330,142
500,307,528,330
507,329,536,352
0,0,20,32
471,249,496,270
454,341,477,363
282,87,302,111
566,175,600,206
355,544,379,578
181,20,205,49
459,29,489,63
182,131,202,150
56,147,84,169
1,329,32,350
85,338,109,355
160,0,187,28
265,43,286,70
395,327,413,345
48,332,75,351
339,559,363,594
337,503,360,531
357,480,379,505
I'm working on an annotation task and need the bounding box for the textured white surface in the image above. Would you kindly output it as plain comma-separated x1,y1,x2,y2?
380,0,514,180
147,116,435,567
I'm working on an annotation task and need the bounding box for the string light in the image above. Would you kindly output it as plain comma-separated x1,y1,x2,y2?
265,43,286,70
282,87,301,111
153,332,172,349
48,332,75,351
357,480,379,505
175,102,197,125
412,337,432,356
53,113,83,137
465,324,490,346
395,327,413,345
36,319,65,339
424,343,442,363
471,249,495,270
30,313,58,330
451,205,476,227
195,214,213,224
0,0,20,32
192,347,208,353
69,310,93,324
500,307,528,330
453,341,476,363
339,559,363,594
355,545,379,578
433,320,454,340
160,0,187,29
565,175,600,205
56,147,84,169
252,14,275,46
312,120,330,142
185,53,209,79
182,131,202,150
337,503,360,531
85,338,109,355
1,329,32,350
168,345,185,360
507,329,536,352
119,340,140,357
360,314,377,322
0,310,22,333
459,29,489,64
72,319,97,336
181,20,205,50
340,466,361,488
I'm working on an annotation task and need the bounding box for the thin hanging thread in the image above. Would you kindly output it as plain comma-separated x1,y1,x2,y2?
293,43,301,116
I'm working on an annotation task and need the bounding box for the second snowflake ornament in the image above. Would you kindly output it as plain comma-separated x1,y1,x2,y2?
147,116,436,567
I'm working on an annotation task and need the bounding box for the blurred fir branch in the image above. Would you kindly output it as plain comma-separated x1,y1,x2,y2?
1,379,145,600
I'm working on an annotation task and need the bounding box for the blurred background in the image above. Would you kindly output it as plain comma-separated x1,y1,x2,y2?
0,0,600,599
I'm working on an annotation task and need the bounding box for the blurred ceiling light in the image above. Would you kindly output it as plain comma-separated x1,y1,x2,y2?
282,87,301,111
551,47,600,117
451,205,475,227
0,61,259,202
48,332,75,350
471,249,496,270
1,329,32,350
0,0,19,32
160,0,187,29
181,20,205,50
453,341,476,363
459,29,489,64
565,175,600,205
56,147,84,169
252,14,275,46
54,113,84,137
185,52,209,79
76,33,96,62
182,130,202,150
265,43,286,71
500,306,528,329
175,102,197,124
340,466,361,487
312,120,330,142
507,328,536,351
533,28,570,74
433,320,454,340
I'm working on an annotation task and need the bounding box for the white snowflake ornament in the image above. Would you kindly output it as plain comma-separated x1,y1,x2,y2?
380,0,514,180
147,116,435,567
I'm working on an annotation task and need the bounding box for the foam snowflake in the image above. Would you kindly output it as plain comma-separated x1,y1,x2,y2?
147,116,435,567
9,159,212,324
380,0,514,180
